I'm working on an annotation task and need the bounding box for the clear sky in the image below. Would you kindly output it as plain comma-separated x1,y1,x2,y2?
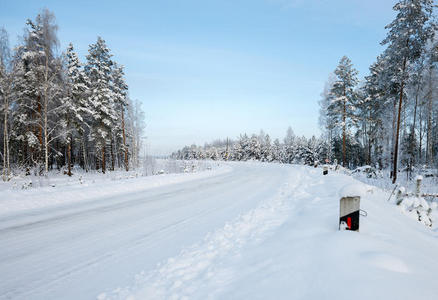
1,0,397,155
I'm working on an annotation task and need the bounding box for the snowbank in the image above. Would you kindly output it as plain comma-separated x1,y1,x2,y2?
0,163,231,217
99,165,438,300
338,183,373,198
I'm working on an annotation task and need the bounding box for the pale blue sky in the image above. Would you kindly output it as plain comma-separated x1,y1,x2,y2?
1,0,397,154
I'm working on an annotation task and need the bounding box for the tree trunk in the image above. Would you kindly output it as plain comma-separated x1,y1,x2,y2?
368,137,372,166
37,96,43,150
67,136,72,176
101,144,106,174
3,88,9,181
411,85,420,166
342,89,346,167
121,108,129,171
110,136,115,171
44,101,48,174
390,97,397,178
419,106,423,163
82,138,88,172
132,128,137,169
328,128,332,162
365,117,371,165
43,51,49,174
426,87,433,167
392,56,407,184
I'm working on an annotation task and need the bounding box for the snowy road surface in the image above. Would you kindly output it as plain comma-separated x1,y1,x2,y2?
1,163,438,300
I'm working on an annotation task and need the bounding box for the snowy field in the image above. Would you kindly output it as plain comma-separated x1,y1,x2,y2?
1,162,438,300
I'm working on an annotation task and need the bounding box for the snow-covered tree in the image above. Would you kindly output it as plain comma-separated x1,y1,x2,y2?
85,37,116,174
318,74,336,163
262,134,273,162
62,43,91,175
126,98,145,169
111,63,129,171
0,27,11,180
283,126,296,163
328,56,359,167
381,0,435,182
9,10,62,174
360,55,389,168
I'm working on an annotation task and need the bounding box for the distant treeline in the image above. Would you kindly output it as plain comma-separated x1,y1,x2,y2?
171,127,365,167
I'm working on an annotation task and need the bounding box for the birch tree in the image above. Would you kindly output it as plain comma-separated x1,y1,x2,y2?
0,28,11,180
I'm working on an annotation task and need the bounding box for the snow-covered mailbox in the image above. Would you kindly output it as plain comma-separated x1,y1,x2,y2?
339,196,360,231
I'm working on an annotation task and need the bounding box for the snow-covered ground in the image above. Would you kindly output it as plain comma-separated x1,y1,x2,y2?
353,167,438,195
1,162,438,300
0,160,222,216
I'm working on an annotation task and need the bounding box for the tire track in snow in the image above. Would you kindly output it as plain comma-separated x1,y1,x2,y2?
99,168,303,300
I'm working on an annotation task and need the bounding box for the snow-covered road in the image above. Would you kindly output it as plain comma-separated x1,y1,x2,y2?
0,163,292,299
1,163,438,300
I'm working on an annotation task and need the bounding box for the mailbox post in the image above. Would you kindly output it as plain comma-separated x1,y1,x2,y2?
339,196,360,231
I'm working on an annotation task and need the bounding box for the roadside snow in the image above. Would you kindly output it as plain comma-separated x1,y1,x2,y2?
350,168,438,229
0,163,230,217
99,165,438,300
338,183,373,198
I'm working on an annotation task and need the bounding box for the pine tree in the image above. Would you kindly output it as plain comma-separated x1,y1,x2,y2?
85,37,116,174
381,0,435,183
62,43,90,175
328,56,358,167
424,40,438,167
111,63,129,171
10,46,39,167
360,55,388,167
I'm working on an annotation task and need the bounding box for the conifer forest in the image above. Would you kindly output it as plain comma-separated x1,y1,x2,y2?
0,9,145,180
